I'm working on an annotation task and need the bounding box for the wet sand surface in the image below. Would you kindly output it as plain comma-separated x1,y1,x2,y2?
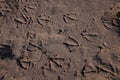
0,0,120,80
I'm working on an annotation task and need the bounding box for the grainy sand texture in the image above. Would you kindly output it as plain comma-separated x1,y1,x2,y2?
0,0,120,80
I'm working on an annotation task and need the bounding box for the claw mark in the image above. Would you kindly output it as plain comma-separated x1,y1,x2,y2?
14,17,26,24
63,12,78,23
64,36,80,46
37,14,51,26
0,70,8,80
81,33,93,42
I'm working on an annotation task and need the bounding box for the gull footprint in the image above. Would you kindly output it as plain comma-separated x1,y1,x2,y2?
63,12,78,23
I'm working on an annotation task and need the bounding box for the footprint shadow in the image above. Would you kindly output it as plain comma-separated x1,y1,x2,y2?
102,10,120,37
0,44,14,60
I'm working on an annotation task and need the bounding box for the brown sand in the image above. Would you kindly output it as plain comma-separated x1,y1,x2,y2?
0,0,120,80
